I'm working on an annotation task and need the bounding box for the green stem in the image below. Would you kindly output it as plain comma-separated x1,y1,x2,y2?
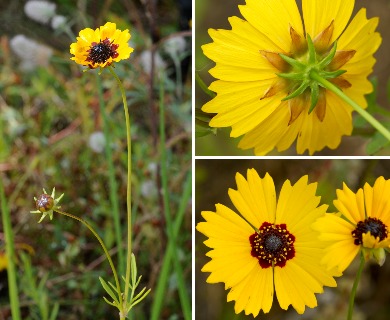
310,71,390,142
96,74,124,277
347,253,365,320
108,66,132,304
54,209,122,305
195,72,216,98
0,179,21,320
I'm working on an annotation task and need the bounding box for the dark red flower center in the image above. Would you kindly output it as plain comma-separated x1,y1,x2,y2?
86,38,119,66
249,222,295,268
352,217,388,245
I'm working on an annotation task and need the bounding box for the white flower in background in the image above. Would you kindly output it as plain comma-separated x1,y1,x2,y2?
147,162,157,175
141,180,157,199
51,15,67,30
163,36,187,58
88,131,106,153
139,50,166,75
10,35,53,71
24,0,56,24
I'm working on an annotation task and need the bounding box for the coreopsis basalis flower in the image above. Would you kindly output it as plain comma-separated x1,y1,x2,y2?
201,0,381,155
196,169,338,316
31,188,64,223
70,22,133,69
313,177,390,272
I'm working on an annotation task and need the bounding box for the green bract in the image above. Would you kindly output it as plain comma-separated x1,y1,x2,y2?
277,35,345,114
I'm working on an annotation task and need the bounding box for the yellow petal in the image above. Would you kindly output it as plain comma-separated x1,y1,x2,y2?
239,0,304,52
302,0,354,42
334,183,365,224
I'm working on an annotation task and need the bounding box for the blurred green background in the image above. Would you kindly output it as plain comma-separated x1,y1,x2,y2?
196,159,390,319
195,0,390,156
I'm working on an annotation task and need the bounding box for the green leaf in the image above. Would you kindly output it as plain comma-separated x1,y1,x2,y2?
49,303,60,320
195,73,216,98
103,296,117,307
367,131,390,155
99,277,120,306
195,119,217,138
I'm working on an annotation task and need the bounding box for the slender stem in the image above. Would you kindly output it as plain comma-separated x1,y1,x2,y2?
310,71,390,142
108,66,132,304
0,178,21,320
54,209,122,306
96,74,125,277
347,253,365,320
195,72,215,98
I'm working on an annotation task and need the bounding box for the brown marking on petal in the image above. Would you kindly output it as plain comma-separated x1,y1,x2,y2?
290,26,307,55
260,50,289,72
330,76,352,89
313,20,334,53
288,96,305,125
314,89,326,122
328,50,356,70
261,79,287,100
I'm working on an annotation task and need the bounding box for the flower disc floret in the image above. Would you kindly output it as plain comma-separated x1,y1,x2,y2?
352,217,388,246
250,222,295,268
70,22,134,69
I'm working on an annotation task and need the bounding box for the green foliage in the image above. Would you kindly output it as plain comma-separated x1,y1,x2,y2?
20,253,60,320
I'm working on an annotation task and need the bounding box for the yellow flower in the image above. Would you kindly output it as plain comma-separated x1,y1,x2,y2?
201,0,381,155
70,22,134,69
196,169,338,316
313,177,390,272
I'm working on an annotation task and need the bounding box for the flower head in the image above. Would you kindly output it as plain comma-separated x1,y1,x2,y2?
201,0,381,155
196,169,338,316
313,177,390,272
31,188,64,223
70,22,134,69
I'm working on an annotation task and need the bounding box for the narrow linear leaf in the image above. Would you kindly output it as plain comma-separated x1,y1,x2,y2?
99,277,120,305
